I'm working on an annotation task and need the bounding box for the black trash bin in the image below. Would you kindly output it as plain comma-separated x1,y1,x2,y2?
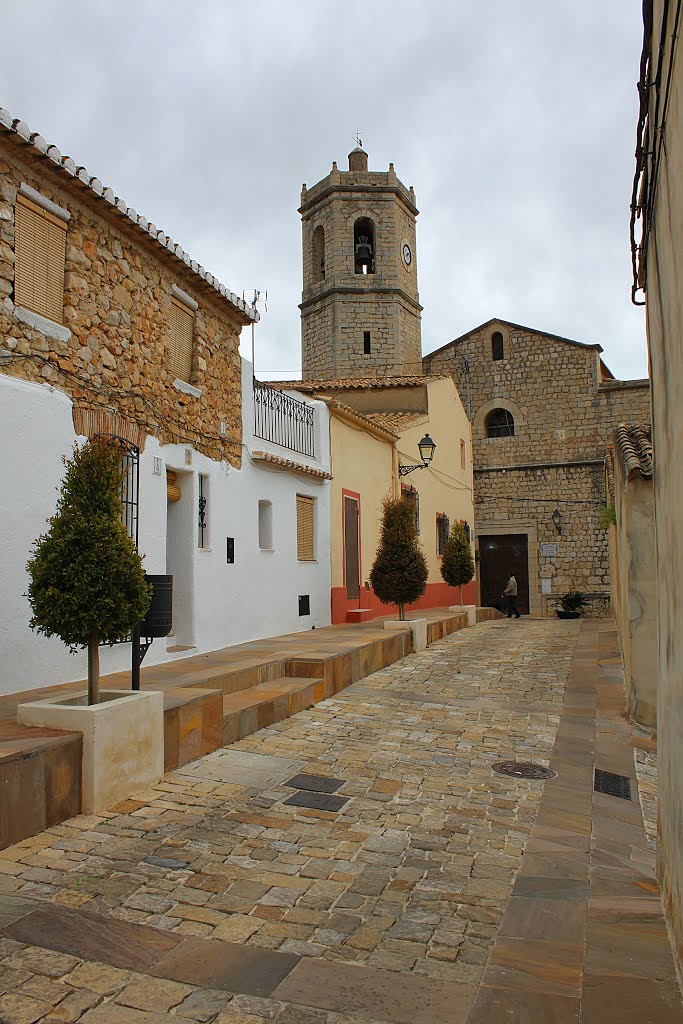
141,574,173,638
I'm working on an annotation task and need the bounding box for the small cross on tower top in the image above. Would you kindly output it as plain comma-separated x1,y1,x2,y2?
353,132,364,149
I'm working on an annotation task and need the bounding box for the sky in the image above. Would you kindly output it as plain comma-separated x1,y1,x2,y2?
2,1,648,381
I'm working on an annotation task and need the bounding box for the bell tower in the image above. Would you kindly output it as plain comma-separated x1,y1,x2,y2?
299,148,422,380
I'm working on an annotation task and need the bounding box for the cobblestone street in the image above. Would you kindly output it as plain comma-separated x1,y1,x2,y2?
0,618,680,1023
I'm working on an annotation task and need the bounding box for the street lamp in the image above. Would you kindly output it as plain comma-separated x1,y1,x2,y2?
551,509,562,534
399,434,437,477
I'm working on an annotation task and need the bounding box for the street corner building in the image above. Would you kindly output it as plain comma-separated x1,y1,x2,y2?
0,106,332,698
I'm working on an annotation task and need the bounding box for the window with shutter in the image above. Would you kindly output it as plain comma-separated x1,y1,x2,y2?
14,194,67,324
169,297,194,382
296,494,315,561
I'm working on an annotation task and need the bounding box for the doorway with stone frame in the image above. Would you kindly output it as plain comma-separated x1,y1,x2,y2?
478,533,531,615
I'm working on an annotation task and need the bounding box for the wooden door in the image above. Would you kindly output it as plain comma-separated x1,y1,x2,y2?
344,496,360,601
478,534,530,614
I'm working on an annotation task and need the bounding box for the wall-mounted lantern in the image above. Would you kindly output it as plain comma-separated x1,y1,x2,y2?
399,434,437,477
551,509,562,535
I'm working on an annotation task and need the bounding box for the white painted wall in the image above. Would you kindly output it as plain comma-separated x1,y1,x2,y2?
0,363,331,696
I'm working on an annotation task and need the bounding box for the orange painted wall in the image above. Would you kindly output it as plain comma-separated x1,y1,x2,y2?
331,579,478,624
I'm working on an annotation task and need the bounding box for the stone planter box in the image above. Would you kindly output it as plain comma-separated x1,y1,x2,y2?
384,617,428,652
17,690,164,814
449,604,477,627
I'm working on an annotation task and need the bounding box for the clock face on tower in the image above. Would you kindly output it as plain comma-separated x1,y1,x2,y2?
402,243,412,266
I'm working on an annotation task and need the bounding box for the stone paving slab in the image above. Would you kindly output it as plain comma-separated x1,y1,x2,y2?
0,619,679,1022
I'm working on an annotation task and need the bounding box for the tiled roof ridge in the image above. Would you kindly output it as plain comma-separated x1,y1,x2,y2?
615,422,653,479
323,398,399,440
268,375,443,391
0,105,257,324
250,450,331,479
365,410,429,433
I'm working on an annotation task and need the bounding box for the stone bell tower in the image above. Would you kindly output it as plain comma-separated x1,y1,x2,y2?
299,147,422,380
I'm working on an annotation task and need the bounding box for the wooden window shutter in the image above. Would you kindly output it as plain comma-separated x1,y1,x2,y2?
296,495,315,561
169,297,194,382
15,194,67,323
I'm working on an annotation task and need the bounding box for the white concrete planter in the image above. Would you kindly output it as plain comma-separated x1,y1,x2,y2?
17,690,164,814
449,604,477,627
384,617,428,652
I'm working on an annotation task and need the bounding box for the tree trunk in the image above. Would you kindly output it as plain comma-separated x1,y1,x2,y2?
459,584,463,605
398,602,405,621
88,634,100,706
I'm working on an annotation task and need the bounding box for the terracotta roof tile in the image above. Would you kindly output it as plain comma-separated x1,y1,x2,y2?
614,423,653,479
268,375,443,392
365,410,429,433
323,399,398,440
250,450,331,479
0,106,256,325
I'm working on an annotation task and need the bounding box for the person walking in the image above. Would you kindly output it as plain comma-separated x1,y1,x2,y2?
502,574,521,619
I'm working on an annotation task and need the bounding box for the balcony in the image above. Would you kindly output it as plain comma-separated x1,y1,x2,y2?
253,380,315,457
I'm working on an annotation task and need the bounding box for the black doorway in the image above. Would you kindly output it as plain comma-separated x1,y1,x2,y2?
478,534,530,615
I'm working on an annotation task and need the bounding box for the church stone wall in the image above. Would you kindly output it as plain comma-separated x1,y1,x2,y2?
424,320,651,615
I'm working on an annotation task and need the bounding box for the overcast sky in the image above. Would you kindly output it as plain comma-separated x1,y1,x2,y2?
3,1,648,380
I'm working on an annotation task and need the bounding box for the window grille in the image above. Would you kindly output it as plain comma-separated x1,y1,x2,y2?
169,297,194,382
296,494,315,560
436,514,450,555
15,193,67,323
486,408,515,438
198,474,208,548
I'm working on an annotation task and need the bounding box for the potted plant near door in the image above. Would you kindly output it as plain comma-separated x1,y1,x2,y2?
555,590,588,619
19,438,164,813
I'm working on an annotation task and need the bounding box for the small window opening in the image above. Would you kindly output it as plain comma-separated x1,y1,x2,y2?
436,514,450,556
492,331,504,360
354,217,375,275
460,439,466,469
198,474,209,548
258,499,273,550
312,225,325,282
486,408,515,438
363,331,371,354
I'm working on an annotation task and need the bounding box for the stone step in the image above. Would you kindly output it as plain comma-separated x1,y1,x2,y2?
222,677,324,745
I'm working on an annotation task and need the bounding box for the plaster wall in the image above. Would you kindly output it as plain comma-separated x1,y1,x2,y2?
0,362,331,696
398,377,474,586
641,0,683,970
611,462,657,729
328,413,396,593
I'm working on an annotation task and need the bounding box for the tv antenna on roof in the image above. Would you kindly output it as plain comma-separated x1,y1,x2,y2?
353,131,364,148
243,290,268,377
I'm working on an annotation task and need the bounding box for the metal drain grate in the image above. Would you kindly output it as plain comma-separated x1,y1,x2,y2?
492,761,556,780
594,768,631,800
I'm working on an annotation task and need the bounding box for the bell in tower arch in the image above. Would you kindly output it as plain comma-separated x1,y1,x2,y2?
354,217,375,275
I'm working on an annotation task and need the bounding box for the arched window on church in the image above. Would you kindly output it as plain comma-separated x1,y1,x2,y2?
491,331,504,360
312,225,325,282
354,217,375,275
486,408,515,438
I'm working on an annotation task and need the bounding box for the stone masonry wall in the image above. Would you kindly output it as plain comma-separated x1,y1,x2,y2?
300,158,421,380
0,140,245,463
424,321,651,613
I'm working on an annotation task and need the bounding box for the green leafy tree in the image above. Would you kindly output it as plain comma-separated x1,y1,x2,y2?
440,521,475,604
370,496,428,620
26,438,152,705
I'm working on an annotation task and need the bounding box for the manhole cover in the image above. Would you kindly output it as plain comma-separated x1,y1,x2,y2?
492,761,556,779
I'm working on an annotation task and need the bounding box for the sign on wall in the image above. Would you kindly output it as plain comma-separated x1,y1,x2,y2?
540,542,559,557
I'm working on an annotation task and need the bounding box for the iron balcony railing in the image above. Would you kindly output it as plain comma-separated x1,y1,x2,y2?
253,380,315,457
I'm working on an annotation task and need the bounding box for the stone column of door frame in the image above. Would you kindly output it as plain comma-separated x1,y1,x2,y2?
475,520,540,617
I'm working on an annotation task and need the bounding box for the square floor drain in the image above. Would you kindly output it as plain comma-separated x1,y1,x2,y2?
283,791,348,812
594,768,632,800
285,773,345,794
